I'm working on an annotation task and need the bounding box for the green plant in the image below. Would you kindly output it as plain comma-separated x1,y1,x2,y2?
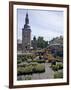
17,67,25,75
32,60,45,63
51,63,63,71
51,65,59,71
30,62,38,66
34,64,45,73
22,56,27,61
17,65,33,75
57,63,63,69
27,59,32,63
17,55,22,60
24,65,33,74
54,71,63,78
25,76,31,80
17,63,45,75
17,59,22,64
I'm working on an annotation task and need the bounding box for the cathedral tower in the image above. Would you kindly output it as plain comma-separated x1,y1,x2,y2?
22,12,31,52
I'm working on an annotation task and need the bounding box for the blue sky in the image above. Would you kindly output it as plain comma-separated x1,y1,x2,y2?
17,9,64,41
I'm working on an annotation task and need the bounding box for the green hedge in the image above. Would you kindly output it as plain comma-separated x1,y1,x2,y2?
33,64,45,73
54,71,63,78
17,54,36,62
25,76,31,80
17,65,33,75
51,65,59,71
17,59,22,64
32,60,45,63
17,63,45,75
51,63,63,71
57,64,63,69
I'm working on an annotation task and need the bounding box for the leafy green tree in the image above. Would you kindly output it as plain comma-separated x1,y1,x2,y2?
37,37,48,49
31,36,48,49
31,36,37,50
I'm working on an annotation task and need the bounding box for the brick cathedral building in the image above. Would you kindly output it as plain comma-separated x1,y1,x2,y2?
17,13,31,53
22,12,31,52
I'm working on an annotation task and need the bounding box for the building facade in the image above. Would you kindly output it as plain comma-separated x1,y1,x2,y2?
22,13,31,52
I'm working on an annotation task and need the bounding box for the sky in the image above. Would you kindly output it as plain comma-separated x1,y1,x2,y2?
17,9,64,41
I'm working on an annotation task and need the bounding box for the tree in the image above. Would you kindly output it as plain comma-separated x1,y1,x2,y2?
37,37,44,48
44,41,48,48
37,37,48,49
32,36,37,50
31,36,48,49
33,36,36,41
